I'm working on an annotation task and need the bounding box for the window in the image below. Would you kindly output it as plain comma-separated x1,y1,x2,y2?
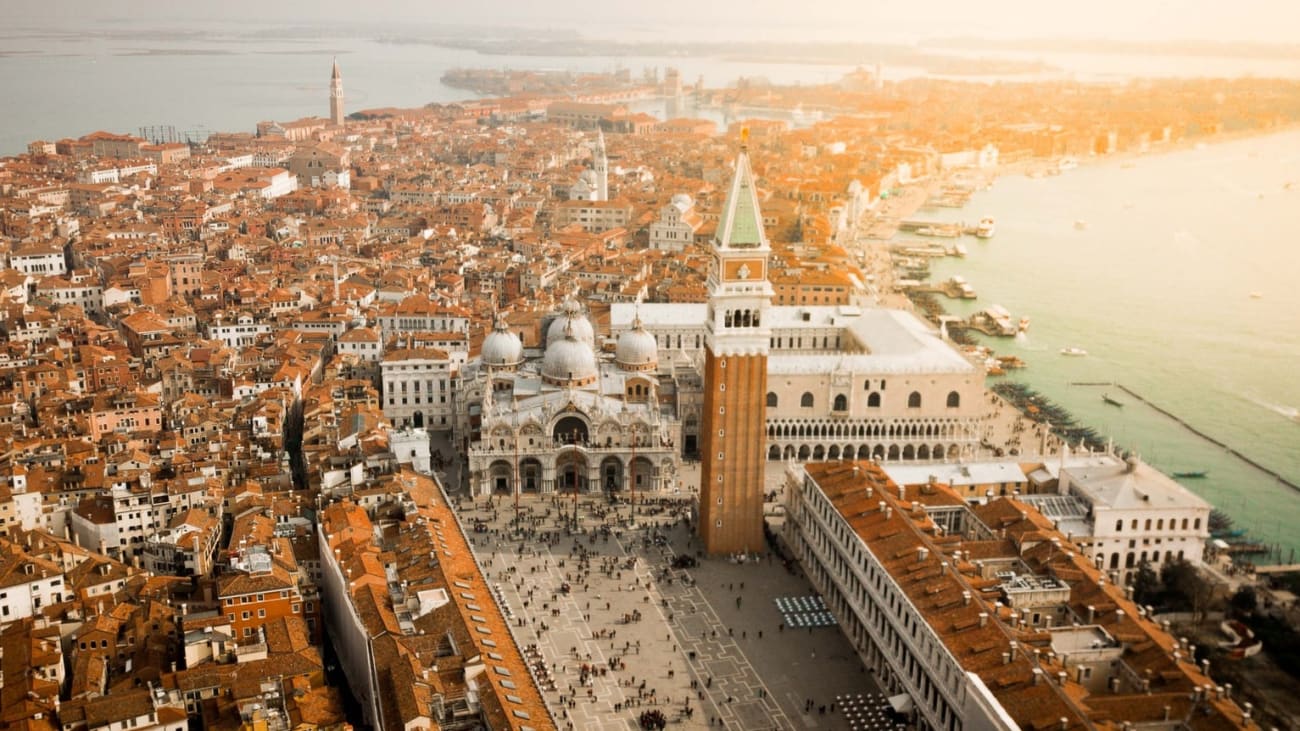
867,392,881,408
907,391,922,408
766,392,778,407
946,391,960,408
833,394,848,411
1115,520,1122,532
800,392,814,408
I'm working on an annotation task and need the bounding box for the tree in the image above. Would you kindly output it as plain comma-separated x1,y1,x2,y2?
1132,561,1161,607
1161,558,1220,624
1229,585,1258,616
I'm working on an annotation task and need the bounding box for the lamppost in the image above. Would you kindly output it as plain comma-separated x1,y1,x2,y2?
628,422,638,525
570,428,580,524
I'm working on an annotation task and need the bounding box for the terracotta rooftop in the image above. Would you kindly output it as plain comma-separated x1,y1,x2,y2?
803,461,1255,731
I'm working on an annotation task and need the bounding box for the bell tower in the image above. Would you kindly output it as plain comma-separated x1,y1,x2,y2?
697,130,772,556
329,57,345,127
595,129,609,201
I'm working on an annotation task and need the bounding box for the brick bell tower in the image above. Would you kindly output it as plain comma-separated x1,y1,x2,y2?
698,130,773,556
329,57,345,127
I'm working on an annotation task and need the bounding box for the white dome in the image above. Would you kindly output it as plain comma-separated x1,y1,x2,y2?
481,317,523,368
541,334,599,386
615,318,658,371
546,300,595,348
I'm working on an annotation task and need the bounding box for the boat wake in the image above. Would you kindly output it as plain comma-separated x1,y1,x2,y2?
1243,394,1300,423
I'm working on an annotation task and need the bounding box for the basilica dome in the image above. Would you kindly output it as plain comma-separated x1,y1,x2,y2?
615,317,658,372
541,329,599,387
546,299,596,348
480,316,524,369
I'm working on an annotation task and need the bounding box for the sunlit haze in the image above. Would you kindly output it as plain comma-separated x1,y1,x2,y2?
10,0,1300,43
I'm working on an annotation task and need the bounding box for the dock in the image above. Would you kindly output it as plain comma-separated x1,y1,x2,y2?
899,219,988,237
1253,563,1300,576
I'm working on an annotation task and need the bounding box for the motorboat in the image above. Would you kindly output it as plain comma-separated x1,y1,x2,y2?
1060,347,1088,357
975,216,995,238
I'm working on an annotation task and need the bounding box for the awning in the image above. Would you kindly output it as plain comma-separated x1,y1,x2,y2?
887,693,914,714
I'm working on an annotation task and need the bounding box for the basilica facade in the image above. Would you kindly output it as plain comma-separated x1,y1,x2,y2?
462,301,682,498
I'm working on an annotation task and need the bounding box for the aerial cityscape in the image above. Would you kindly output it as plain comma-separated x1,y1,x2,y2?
2,2,1299,731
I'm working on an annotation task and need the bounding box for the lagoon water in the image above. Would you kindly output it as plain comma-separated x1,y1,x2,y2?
6,21,1300,155
0,26,859,155
924,131,1300,559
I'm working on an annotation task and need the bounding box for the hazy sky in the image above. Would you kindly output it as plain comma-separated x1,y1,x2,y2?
9,0,1300,44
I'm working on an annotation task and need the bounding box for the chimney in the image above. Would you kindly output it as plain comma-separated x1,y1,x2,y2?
1076,667,1086,683
1109,677,1121,693
1224,683,1232,698
1059,719,1068,731
1001,651,1010,665
980,612,989,627
1032,668,1044,686
962,591,971,606
1163,707,1171,722
1243,702,1252,721
885,507,893,520
1057,670,1068,685
1201,658,1211,676
917,547,929,563
865,487,873,498
878,501,887,514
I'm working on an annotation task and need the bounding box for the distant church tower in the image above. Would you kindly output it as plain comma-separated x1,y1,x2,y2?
329,57,345,126
697,130,773,556
595,129,609,201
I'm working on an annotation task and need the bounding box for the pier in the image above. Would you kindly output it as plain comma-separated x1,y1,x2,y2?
899,219,986,237
1107,383,1300,493
1253,563,1300,576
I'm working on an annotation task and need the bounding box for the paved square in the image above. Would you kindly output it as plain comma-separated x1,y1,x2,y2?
457,466,883,730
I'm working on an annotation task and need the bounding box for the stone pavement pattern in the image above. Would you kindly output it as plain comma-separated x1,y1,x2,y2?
463,491,879,730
